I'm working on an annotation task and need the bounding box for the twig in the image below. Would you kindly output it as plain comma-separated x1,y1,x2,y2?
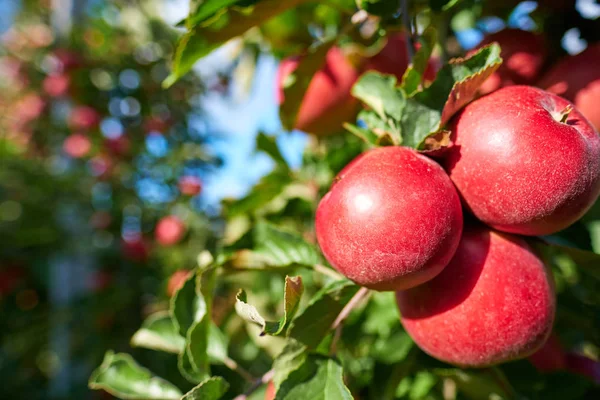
330,287,370,354
223,355,255,383
400,0,415,62
233,369,275,400
313,264,344,281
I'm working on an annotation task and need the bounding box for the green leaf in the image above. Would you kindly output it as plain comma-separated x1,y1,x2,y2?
351,72,404,144
279,40,337,131
171,270,206,337
273,340,309,390
235,275,304,335
181,376,230,400
351,44,502,150
356,0,400,16
276,355,353,400
401,27,437,96
180,268,219,383
225,168,292,217
289,280,360,349
371,330,414,364
538,239,600,281
167,0,311,86
256,132,289,170
89,351,182,399
434,368,513,400
409,371,437,399
253,221,321,266
343,123,379,147
188,1,260,27
130,312,185,354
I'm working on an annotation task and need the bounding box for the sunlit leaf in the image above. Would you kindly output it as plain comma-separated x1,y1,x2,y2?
235,275,304,335
130,312,185,354
89,351,182,399
181,376,229,400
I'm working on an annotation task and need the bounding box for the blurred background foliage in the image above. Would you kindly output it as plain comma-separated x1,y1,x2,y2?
1,0,600,399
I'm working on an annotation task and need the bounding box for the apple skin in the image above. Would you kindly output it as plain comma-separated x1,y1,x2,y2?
264,381,276,400
444,85,600,236
472,29,546,95
528,334,567,372
315,146,463,291
63,133,92,158
397,225,556,368
538,43,600,131
277,47,361,136
155,216,186,246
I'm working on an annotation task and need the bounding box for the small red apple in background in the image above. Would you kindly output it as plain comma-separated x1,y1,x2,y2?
264,381,276,400
121,236,150,262
0,265,26,296
69,105,100,130
104,136,131,157
53,49,82,71
63,133,92,158
565,353,600,384
538,43,600,131
397,225,555,367
277,46,361,136
155,216,186,246
364,33,439,82
444,85,600,236
89,154,114,179
528,334,567,372
471,29,546,95
16,93,45,123
167,270,193,297
316,146,463,291
178,176,202,196
43,74,70,97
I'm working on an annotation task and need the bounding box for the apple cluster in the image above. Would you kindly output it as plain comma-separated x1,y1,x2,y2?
313,35,600,367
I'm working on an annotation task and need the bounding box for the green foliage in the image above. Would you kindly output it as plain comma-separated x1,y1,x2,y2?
89,352,183,399
181,377,230,400
350,43,502,149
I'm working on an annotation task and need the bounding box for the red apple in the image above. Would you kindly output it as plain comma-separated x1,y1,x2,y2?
178,176,203,196
155,216,186,246
104,136,131,156
264,381,276,400
43,74,70,97
63,133,92,158
397,226,555,367
69,105,100,130
167,270,193,297
528,334,567,372
472,29,546,95
315,146,463,291
122,236,150,262
365,33,439,82
538,43,600,131
444,85,600,236
277,47,361,136
565,353,600,384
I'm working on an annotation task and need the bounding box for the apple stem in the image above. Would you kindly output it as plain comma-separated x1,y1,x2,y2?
559,104,573,124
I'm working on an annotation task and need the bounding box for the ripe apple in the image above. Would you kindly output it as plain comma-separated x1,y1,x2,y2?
63,133,92,158
167,270,192,297
155,216,186,246
121,236,150,262
472,29,546,95
68,105,100,130
264,381,276,400
43,74,70,97
528,334,567,372
277,47,361,136
538,43,600,131
315,146,463,291
397,225,555,367
444,85,600,236
178,176,202,196
365,33,439,82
